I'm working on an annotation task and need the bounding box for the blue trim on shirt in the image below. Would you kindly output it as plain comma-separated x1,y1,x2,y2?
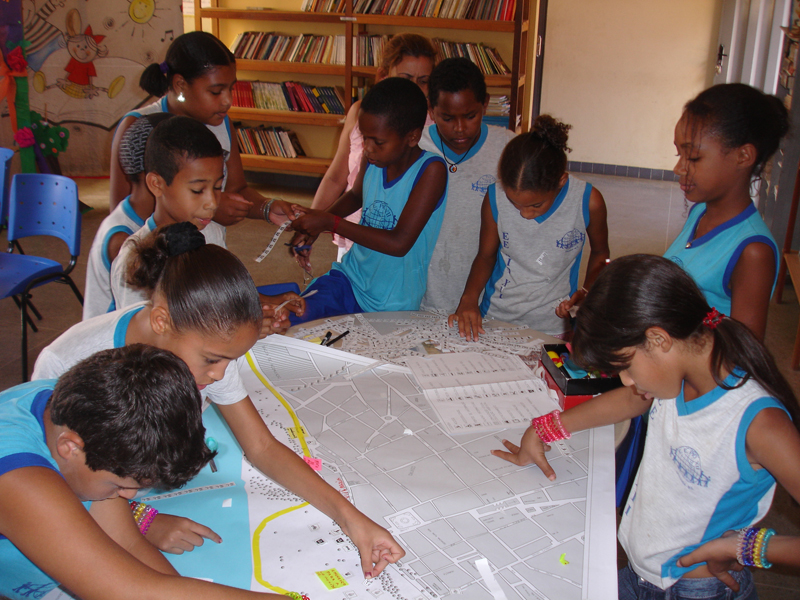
113,306,144,348
480,184,504,316
0,389,55,479
687,203,758,248
489,182,499,221
120,196,146,228
428,123,488,164
676,371,744,415
721,235,779,298
582,183,592,227
101,225,135,271
160,96,169,112
224,115,232,141
534,178,570,224
736,397,788,476
146,215,157,231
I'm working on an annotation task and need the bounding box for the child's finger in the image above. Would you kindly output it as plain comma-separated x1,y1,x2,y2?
189,521,222,543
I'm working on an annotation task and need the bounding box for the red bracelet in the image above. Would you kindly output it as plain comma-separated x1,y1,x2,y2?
331,215,341,236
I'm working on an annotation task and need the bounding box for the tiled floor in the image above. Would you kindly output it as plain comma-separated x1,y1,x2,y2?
0,173,798,597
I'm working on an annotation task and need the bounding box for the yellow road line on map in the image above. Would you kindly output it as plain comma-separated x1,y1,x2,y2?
252,502,309,593
246,351,311,456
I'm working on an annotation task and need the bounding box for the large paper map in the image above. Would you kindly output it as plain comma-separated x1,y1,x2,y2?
84,318,613,600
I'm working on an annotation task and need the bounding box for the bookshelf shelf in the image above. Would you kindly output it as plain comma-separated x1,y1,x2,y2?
228,107,344,126
194,0,529,176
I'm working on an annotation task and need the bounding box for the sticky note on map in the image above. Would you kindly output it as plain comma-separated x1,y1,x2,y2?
316,568,348,590
287,426,307,439
304,456,322,471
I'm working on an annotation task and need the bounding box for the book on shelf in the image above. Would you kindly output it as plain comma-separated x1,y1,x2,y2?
236,125,307,158
302,0,516,20
232,81,346,115
434,39,510,75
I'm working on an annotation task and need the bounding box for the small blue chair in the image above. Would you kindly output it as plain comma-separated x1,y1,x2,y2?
0,148,13,231
1,174,84,381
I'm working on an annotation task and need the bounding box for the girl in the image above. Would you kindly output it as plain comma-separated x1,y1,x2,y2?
666,83,788,340
33,223,405,576
109,31,294,227
494,254,800,599
310,33,437,261
449,114,609,338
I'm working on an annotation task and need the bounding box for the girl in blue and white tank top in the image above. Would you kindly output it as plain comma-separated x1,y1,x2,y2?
449,115,610,338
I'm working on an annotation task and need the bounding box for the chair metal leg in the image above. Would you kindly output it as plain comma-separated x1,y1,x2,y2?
12,295,39,332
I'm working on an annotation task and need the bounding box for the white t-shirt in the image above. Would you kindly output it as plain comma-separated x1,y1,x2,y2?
110,216,227,311
32,303,247,406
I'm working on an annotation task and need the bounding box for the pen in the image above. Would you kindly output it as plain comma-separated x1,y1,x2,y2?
320,331,332,345
284,243,313,251
326,330,350,346
206,437,219,473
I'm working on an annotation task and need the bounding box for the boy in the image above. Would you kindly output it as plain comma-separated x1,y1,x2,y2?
0,345,286,599
417,57,517,313
82,113,171,320
109,116,303,333
288,77,448,322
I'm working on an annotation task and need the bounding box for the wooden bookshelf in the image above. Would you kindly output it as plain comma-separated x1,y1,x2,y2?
194,0,529,175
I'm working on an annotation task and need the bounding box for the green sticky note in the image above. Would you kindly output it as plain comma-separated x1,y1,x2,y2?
316,568,348,590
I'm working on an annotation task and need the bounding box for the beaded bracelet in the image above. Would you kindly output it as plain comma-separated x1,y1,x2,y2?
736,527,775,568
531,410,571,443
331,215,341,236
130,500,159,536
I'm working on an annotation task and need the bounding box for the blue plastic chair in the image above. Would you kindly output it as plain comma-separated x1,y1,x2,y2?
0,148,13,230
1,174,84,381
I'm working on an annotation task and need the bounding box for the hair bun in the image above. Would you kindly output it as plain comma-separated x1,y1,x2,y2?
532,114,571,153
165,222,206,256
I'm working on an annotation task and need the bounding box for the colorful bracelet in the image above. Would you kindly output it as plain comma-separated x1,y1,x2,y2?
130,500,159,536
531,410,571,443
736,527,775,568
331,215,341,236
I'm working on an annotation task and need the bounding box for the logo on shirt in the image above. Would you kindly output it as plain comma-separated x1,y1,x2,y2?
363,201,398,230
668,256,684,268
471,174,496,194
670,445,711,488
556,229,585,251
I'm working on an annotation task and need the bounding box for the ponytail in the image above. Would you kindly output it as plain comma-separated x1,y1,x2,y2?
139,31,235,97
572,254,800,427
127,223,262,339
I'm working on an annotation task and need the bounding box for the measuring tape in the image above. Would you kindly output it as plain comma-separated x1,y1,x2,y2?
255,221,291,263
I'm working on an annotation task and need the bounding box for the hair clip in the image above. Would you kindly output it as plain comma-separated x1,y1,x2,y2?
159,61,169,74
702,307,724,329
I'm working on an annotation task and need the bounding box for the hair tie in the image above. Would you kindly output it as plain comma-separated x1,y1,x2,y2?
703,307,724,329
159,61,169,75
165,222,205,257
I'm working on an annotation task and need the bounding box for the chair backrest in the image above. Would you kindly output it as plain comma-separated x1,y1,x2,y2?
0,148,13,227
8,173,81,257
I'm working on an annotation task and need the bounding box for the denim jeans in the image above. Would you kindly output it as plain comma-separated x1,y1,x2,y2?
618,565,757,600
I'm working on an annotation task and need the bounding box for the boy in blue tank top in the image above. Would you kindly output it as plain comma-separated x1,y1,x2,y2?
288,77,448,323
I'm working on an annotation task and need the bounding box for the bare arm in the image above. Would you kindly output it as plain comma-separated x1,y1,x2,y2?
678,407,800,589
556,187,610,318
0,467,284,600
729,241,776,340
109,116,138,210
292,158,447,257
448,193,499,341
311,101,361,211
491,385,651,479
217,398,404,577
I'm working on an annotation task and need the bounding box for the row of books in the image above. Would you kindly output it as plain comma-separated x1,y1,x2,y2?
231,31,509,77
301,0,516,21
435,40,509,75
236,125,306,159
232,81,346,115
487,95,510,117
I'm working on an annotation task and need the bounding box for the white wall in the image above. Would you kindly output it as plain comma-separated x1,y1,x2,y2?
540,0,722,170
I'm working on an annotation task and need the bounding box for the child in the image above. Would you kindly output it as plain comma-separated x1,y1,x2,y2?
665,83,788,340
110,31,294,226
494,254,800,599
33,223,404,575
288,77,448,322
83,113,171,320
110,115,303,333
418,57,517,313
311,33,437,261
0,344,290,599
449,115,609,338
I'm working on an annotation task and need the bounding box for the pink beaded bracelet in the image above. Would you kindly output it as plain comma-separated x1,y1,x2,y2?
531,410,571,443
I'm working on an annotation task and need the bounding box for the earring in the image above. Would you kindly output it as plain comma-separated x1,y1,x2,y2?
177,91,185,103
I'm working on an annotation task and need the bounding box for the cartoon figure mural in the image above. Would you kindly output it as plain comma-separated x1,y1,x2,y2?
19,0,181,130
